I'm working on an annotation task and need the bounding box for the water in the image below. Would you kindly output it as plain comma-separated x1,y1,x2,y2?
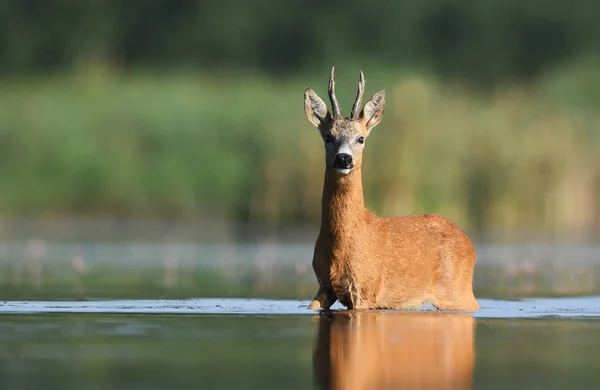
0,221,599,389
1,303,600,390
1,239,600,301
2,296,600,317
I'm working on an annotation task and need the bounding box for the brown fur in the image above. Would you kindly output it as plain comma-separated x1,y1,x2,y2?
304,68,479,311
314,312,476,390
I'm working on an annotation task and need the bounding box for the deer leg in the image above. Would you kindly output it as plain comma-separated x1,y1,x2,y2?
308,287,337,310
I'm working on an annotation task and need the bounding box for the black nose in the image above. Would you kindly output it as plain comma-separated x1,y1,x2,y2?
333,153,353,169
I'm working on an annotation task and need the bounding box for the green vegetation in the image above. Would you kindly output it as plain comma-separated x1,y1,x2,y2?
1,0,600,232
1,60,599,232
2,0,600,88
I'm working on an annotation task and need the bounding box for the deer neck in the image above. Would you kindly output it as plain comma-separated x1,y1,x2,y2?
321,167,366,239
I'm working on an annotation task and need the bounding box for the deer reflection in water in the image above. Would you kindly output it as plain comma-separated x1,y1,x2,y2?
313,311,476,390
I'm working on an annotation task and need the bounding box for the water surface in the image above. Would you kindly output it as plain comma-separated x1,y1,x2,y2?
2,296,600,318
1,306,599,390
1,239,599,301
0,223,599,389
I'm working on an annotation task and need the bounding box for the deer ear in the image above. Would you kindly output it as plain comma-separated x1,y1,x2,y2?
304,88,330,128
360,90,385,132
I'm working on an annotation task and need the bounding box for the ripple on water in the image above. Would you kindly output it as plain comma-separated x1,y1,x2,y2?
1,296,600,318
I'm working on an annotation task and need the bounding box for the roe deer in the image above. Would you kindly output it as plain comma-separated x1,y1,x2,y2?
313,312,476,390
304,67,479,311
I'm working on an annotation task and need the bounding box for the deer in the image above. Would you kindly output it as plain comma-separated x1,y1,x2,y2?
303,67,479,312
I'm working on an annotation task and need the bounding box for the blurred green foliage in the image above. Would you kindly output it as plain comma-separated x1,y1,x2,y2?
1,64,598,231
1,0,599,232
2,0,600,87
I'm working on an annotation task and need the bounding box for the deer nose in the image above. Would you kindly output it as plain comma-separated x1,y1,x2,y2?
333,153,353,169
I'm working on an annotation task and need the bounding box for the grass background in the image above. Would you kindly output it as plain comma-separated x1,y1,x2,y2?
1,59,599,234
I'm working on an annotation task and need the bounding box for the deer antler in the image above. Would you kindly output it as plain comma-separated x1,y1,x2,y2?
351,71,365,120
328,67,341,120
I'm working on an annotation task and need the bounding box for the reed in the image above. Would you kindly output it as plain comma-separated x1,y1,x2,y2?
0,61,598,232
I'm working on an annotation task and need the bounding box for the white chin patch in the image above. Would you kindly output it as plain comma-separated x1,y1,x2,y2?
335,168,351,175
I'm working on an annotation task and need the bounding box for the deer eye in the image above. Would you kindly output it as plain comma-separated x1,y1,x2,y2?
357,136,365,144
324,134,334,144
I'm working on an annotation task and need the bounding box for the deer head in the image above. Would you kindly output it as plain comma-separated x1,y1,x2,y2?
304,67,386,175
